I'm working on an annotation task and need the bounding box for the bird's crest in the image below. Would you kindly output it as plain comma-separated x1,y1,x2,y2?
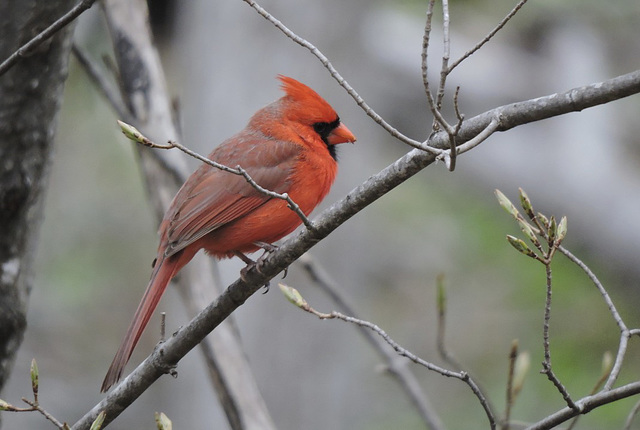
277,75,338,123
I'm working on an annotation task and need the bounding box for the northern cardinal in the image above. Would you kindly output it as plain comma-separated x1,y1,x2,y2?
101,76,356,392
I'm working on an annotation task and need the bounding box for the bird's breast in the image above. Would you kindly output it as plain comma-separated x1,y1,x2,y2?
200,149,337,258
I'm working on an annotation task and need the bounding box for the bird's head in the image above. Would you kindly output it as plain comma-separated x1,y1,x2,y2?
277,75,356,152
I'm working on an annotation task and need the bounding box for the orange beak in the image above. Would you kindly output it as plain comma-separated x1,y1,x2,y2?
327,123,357,145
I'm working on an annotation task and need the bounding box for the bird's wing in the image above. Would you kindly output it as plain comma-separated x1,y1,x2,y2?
161,135,301,257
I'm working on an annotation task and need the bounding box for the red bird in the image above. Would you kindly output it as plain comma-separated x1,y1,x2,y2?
101,76,356,391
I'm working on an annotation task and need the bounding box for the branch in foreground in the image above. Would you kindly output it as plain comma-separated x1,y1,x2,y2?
71,70,640,429
0,0,97,76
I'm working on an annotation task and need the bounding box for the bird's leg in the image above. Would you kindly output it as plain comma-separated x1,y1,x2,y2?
253,241,278,253
253,242,277,271
234,243,286,292
233,244,275,272
234,250,271,292
233,250,256,267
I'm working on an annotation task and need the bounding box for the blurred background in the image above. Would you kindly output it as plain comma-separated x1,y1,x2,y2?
4,0,640,429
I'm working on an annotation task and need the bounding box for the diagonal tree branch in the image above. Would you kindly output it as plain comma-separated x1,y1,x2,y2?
71,69,640,429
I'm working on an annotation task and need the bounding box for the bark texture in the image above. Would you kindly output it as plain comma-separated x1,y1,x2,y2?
0,0,76,408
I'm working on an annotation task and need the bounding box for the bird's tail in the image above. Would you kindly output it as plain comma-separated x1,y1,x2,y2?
101,254,179,392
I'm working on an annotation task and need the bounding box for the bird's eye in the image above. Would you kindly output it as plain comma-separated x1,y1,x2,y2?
313,122,332,137
313,117,341,140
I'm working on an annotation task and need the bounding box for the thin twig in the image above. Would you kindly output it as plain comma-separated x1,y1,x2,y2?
541,358,579,412
539,261,577,410
0,0,98,76
420,0,466,172
20,398,67,430
287,290,496,430
449,86,464,169
298,254,447,430
330,313,497,429
453,117,500,155
118,121,315,231
453,87,464,124
242,0,440,154
439,0,459,171
448,0,530,73
537,221,577,410
436,0,451,112
421,0,437,115
541,264,553,368
421,1,456,137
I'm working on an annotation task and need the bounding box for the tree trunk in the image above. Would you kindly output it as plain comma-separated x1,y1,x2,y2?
0,0,76,419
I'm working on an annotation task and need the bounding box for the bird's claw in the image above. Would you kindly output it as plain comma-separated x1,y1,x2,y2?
236,252,270,292
235,243,286,291
254,242,289,279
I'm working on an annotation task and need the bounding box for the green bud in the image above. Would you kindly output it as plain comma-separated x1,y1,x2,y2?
506,235,537,258
601,351,613,378
30,358,38,397
537,212,550,228
548,216,557,243
495,189,520,219
517,216,540,245
518,188,535,219
155,412,172,430
556,216,568,244
117,120,142,142
512,351,530,398
0,399,11,411
279,283,308,309
90,411,106,430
